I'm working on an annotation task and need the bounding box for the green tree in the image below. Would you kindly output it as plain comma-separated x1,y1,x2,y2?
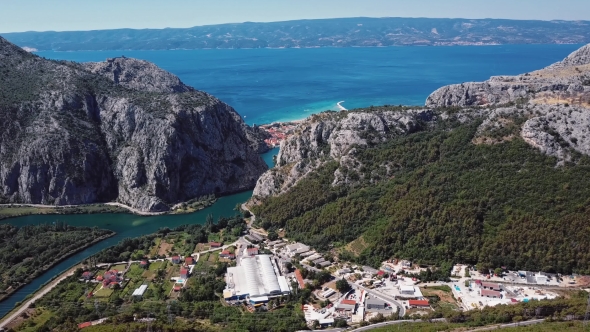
336,279,351,293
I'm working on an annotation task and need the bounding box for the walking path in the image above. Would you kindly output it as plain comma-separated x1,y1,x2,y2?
0,202,165,216
0,266,79,328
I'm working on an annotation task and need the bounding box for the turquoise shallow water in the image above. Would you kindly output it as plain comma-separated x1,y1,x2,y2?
0,45,581,316
37,44,581,125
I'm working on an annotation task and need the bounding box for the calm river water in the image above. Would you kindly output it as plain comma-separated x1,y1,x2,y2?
0,148,278,317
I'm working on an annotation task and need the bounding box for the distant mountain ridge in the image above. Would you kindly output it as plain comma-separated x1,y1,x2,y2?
4,17,590,51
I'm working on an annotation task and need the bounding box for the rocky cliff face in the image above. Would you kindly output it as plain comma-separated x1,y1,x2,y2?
425,42,590,164
253,109,435,198
0,36,267,212
253,43,590,200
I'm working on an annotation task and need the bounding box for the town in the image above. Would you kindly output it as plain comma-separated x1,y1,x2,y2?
39,220,588,331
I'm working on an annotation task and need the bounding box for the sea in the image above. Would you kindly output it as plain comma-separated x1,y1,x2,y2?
0,44,581,317
37,44,582,125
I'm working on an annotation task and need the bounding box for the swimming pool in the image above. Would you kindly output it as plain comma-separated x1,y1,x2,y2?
177,278,186,283
454,285,461,291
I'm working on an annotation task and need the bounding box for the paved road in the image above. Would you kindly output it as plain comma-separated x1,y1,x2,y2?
348,319,446,331
0,266,79,328
351,282,406,318
467,319,546,331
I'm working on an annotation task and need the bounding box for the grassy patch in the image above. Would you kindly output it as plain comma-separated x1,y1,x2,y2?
93,286,113,298
110,264,127,272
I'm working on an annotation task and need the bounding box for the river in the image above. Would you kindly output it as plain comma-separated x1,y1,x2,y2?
0,148,279,317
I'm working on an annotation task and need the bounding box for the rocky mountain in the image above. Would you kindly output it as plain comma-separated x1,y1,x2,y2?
253,43,590,201
0,36,267,212
4,17,590,51
250,43,590,273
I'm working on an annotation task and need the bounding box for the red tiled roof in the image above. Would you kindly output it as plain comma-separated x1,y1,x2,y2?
481,289,501,297
78,322,92,329
221,250,230,255
172,256,180,259
210,242,222,247
482,282,501,289
185,257,194,263
409,300,430,306
140,260,148,264
377,270,385,276
341,299,356,306
180,268,189,274
247,248,258,253
295,269,305,289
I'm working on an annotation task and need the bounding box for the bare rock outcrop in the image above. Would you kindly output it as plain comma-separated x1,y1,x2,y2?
253,109,434,198
0,36,267,212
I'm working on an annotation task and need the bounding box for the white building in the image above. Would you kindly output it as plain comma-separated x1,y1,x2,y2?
535,273,549,284
400,285,415,295
224,255,290,300
132,284,148,298
286,243,310,256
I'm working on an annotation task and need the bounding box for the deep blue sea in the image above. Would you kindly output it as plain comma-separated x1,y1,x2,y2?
37,45,581,125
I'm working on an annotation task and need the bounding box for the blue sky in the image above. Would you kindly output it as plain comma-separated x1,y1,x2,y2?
1,0,589,33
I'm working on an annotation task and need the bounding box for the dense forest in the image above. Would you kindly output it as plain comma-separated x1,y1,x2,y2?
0,223,113,299
253,119,590,274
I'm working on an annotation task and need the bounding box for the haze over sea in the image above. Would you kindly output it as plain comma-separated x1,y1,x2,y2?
38,44,581,125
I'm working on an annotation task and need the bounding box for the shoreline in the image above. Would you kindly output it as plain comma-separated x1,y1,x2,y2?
33,43,585,53
0,231,116,306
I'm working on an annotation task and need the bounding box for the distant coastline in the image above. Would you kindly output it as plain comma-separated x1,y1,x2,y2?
5,17,590,52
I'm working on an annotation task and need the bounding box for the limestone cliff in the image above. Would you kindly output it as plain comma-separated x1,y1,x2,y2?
252,109,435,198
0,36,267,212
253,43,590,200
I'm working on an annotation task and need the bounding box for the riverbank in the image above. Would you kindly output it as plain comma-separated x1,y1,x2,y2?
0,203,128,221
0,231,116,303
0,265,80,328
0,196,218,221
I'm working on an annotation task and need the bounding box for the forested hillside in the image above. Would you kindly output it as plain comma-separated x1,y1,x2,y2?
252,113,590,274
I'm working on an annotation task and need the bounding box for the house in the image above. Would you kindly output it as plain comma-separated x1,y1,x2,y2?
295,269,306,289
377,270,385,277
481,282,502,291
286,243,310,256
185,256,194,265
481,289,502,298
81,271,93,280
318,261,332,268
220,250,235,259
173,284,183,292
180,268,189,279
140,260,149,268
210,241,222,248
336,299,356,311
246,247,259,256
102,270,120,287
408,300,430,308
401,260,412,268
366,298,386,310
337,268,351,276
171,256,181,264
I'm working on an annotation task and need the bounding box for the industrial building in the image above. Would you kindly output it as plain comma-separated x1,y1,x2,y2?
224,255,290,301
399,285,415,295
365,298,386,310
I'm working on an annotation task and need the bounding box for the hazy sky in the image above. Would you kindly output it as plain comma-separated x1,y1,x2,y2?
1,0,589,33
